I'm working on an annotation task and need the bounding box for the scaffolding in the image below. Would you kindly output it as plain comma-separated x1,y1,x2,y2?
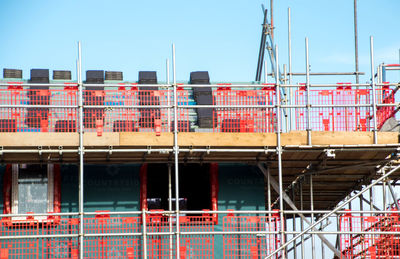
1,5,400,259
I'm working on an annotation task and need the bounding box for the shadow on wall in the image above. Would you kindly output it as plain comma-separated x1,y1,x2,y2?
61,164,141,212
218,164,265,211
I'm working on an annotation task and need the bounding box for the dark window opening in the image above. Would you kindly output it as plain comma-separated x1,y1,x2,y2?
145,164,211,212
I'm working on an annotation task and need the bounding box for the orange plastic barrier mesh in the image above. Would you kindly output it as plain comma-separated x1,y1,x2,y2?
0,86,78,133
295,86,395,131
376,84,396,129
83,88,190,134
146,213,214,259
213,88,276,133
223,215,282,259
0,213,215,258
340,214,400,258
0,83,396,133
0,85,190,133
84,214,141,259
0,217,79,259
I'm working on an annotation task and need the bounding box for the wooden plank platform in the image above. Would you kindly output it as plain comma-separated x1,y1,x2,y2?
0,131,397,147
0,131,398,211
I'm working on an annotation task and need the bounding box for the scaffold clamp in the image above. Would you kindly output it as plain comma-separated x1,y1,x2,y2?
324,149,336,159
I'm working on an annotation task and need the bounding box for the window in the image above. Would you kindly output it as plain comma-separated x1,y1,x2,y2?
140,163,218,222
3,164,60,222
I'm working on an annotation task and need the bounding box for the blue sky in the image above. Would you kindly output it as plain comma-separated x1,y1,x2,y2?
0,0,399,83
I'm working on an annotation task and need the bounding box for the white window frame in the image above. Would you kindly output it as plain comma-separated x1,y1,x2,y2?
11,164,54,221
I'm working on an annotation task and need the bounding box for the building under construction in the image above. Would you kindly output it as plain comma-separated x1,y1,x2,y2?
1,3,400,259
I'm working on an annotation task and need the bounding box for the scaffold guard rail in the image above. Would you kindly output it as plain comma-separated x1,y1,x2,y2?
0,82,397,134
0,213,282,259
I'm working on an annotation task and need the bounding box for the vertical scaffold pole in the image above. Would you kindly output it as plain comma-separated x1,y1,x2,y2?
377,65,381,85
267,166,272,253
305,38,311,145
275,44,286,259
77,41,84,259
167,59,171,132
283,64,288,133
267,166,272,215
300,182,304,259
142,209,147,259
310,175,315,259
359,193,365,253
168,164,173,259
172,43,181,259
370,36,378,144
292,188,297,259
288,7,293,132
354,0,359,85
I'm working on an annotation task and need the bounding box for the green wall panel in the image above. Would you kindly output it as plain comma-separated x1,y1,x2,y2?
215,164,265,258
61,164,141,212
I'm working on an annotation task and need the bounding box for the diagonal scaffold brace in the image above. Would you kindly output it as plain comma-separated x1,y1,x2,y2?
262,162,400,259
257,163,341,258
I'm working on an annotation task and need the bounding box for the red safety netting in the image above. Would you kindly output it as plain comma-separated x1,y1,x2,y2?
41,218,79,259
84,214,141,259
0,84,79,133
0,213,286,258
0,219,40,259
213,88,276,133
81,88,190,135
0,83,396,133
340,214,400,258
146,213,214,259
0,84,190,134
376,84,396,129
295,85,395,131
0,217,79,259
223,215,282,259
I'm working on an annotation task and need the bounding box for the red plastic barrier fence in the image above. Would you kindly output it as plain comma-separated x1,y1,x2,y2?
82,88,190,135
213,88,276,133
340,214,400,258
0,83,396,133
0,217,79,259
0,213,287,258
223,215,282,259
146,213,214,259
376,83,395,129
42,218,79,259
295,86,395,131
0,86,78,133
0,85,190,133
84,214,141,259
